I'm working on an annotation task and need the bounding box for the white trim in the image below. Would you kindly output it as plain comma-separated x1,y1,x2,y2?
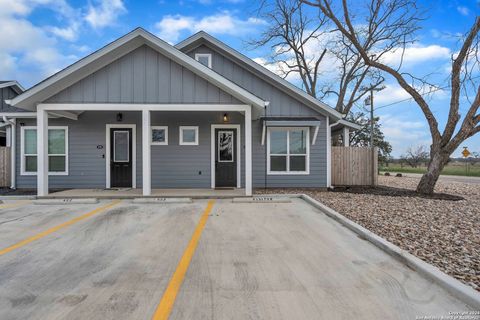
176,32,344,120
261,122,266,146
245,108,252,196
38,103,251,112
210,124,241,189
343,127,350,146
20,125,69,176
106,124,137,189
11,29,265,112
179,126,199,145
10,119,16,189
326,117,332,187
195,53,212,68
0,81,24,94
113,131,130,163
37,110,48,196
142,110,151,196
312,125,320,145
151,126,168,145
266,127,310,175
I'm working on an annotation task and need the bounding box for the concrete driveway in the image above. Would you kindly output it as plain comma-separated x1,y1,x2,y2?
0,198,473,319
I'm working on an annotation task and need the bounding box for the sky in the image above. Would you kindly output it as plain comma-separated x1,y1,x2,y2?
0,0,479,157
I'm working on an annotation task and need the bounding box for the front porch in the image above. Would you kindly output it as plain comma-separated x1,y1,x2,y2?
35,104,255,197
45,188,246,199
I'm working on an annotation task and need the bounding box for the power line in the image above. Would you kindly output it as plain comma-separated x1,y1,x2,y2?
374,75,480,110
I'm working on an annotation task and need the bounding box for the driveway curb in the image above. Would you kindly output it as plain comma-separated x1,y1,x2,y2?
300,194,480,309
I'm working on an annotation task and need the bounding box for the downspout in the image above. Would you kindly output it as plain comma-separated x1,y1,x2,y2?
2,116,16,189
327,118,341,189
263,101,270,191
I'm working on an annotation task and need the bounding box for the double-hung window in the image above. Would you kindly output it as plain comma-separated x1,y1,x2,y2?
21,126,68,175
267,127,309,174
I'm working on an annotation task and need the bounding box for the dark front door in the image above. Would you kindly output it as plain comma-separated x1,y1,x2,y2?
110,128,132,188
215,128,237,188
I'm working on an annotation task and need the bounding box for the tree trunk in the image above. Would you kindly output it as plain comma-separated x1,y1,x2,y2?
416,151,449,194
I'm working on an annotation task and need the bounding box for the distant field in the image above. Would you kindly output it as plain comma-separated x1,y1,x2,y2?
380,164,480,177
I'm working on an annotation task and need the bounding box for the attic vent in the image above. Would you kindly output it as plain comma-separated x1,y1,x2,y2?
195,53,212,68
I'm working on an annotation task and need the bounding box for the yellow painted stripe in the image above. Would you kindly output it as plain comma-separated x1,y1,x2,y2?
0,200,32,210
152,200,215,320
0,200,122,256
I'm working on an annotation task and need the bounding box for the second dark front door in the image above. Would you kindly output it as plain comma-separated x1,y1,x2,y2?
110,128,132,188
215,128,237,188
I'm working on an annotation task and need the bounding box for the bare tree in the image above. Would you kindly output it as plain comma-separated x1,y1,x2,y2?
301,0,480,194
251,0,384,115
401,145,429,168
250,0,329,98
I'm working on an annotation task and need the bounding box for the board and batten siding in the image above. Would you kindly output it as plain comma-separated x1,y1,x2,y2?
187,44,328,187
47,45,242,105
1,87,25,112
186,45,320,117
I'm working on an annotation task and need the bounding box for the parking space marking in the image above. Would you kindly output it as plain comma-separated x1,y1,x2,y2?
0,200,122,256
151,200,215,320
0,200,32,210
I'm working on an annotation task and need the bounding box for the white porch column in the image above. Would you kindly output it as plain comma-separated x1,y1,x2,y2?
245,107,252,196
142,109,151,196
326,117,332,188
37,109,49,196
343,127,350,147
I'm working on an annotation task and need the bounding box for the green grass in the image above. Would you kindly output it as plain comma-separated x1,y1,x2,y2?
380,165,480,177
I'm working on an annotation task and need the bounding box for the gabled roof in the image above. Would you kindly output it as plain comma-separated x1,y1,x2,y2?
0,81,24,95
9,28,266,115
176,31,345,121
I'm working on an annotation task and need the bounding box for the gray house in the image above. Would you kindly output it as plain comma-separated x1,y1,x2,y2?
2,28,358,197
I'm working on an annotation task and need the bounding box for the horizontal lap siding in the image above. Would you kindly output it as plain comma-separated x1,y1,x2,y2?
15,111,246,189
47,45,241,105
188,45,327,188
150,112,245,188
0,87,25,112
15,112,143,189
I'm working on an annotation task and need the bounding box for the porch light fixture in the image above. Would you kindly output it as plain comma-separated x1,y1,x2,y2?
223,113,229,123
116,113,123,122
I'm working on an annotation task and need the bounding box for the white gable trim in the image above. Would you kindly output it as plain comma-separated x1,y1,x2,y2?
176,31,344,121
10,28,266,114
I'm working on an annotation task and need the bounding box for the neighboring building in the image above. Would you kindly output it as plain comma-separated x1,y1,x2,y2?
2,28,358,196
0,81,25,147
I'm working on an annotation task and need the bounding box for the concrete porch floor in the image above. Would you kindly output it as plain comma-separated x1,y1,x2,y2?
45,188,246,199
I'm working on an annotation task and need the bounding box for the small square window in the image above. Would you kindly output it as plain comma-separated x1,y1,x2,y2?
195,53,212,68
151,126,168,145
179,126,199,145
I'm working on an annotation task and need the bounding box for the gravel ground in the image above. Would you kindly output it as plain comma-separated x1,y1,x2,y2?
256,175,480,291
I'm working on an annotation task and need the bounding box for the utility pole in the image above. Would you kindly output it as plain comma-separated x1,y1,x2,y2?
364,85,385,186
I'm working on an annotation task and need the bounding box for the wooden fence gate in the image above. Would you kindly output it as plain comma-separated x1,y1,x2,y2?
332,147,378,186
0,147,11,187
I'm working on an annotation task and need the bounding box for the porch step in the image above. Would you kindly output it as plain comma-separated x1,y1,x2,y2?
132,197,193,204
232,196,291,203
33,198,99,205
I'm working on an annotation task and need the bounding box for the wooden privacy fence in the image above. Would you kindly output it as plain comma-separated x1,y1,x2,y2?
0,147,10,187
332,147,378,186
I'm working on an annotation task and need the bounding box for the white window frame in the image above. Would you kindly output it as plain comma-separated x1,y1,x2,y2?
151,126,168,145
20,126,69,176
267,127,310,175
195,53,212,68
179,126,199,146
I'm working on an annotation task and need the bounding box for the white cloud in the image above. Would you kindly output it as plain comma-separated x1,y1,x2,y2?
379,114,430,156
457,6,470,16
85,0,126,30
380,44,451,67
154,12,267,43
0,0,77,85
